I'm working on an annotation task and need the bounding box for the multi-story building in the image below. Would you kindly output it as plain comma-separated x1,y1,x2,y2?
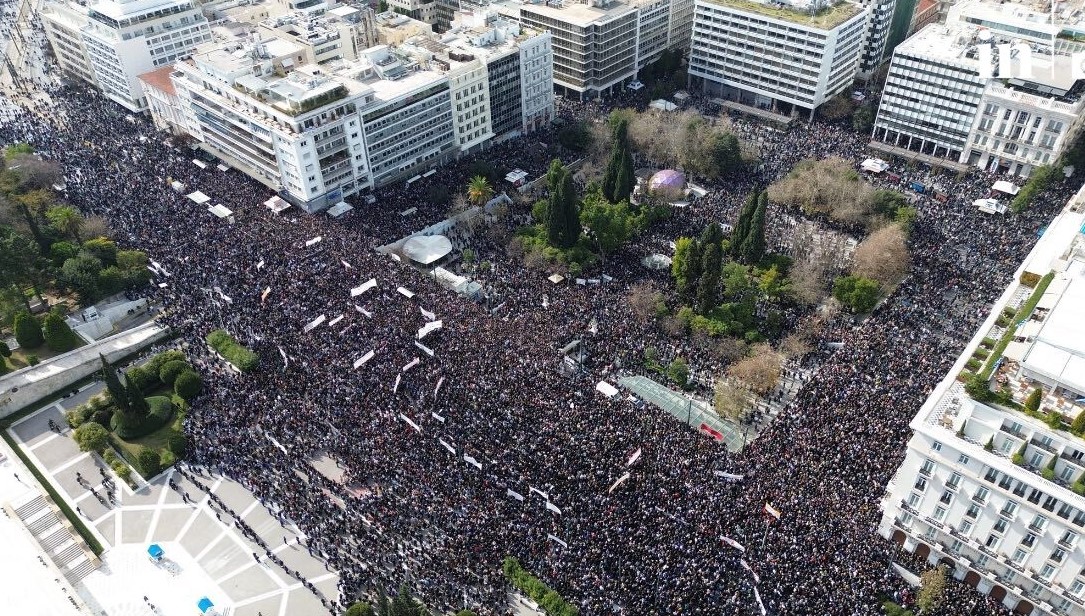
150,17,552,210
386,0,441,28
259,5,380,64
138,65,186,134
880,189,1085,616
872,1,1085,177
41,0,212,111
491,0,691,99
688,0,870,118
375,10,435,45
858,0,896,76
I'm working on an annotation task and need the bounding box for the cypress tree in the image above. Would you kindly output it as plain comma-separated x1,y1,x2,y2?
602,118,633,203
126,378,149,417
100,354,129,412
614,148,635,203
559,165,580,248
546,160,567,247
731,190,758,257
682,240,703,300
697,242,722,314
740,191,767,264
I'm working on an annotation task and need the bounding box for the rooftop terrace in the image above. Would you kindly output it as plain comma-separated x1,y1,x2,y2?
703,0,864,29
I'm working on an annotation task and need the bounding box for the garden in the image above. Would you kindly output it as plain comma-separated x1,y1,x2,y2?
67,349,203,482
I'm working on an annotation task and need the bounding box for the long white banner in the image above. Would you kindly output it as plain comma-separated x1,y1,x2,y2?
420,307,436,321
607,472,630,494
302,314,326,333
402,358,420,373
463,454,482,470
439,439,456,455
507,488,524,501
399,414,421,433
353,350,375,369
546,534,568,548
414,341,434,357
351,278,377,297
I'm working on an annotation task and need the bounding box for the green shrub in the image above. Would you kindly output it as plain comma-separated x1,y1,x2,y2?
124,366,157,392
344,603,376,616
73,422,109,452
174,370,202,401
42,312,80,352
972,347,989,359
66,408,86,429
502,557,578,616
965,359,981,370
111,396,174,439
111,460,131,482
49,241,78,266
167,433,187,457
91,407,113,427
136,448,162,478
81,237,118,266
160,449,176,468
145,349,185,376
1025,388,1042,412
158,359,191,386
980,337,996,349
206,329,259,372
13,311,43,349
0,341,9,357
832,275,880,313
27,354,39,366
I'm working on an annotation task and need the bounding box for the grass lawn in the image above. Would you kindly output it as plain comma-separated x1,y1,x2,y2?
110,403,185,479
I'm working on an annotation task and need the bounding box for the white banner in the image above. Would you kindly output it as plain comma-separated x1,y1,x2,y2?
256,259,265,270
341,259,352,269
721,536,746,553
764,503,782,520
431,411,445,423
305,236,322,247
626,448,642,467
607,472,630,494
546,533,568,548
417,320,443,340
439,439,456,454
414,341,434,357
402,358,420,372
353,350,375,369
278,346,288,368
397,286,415,299
464,454,482,470
529,487,548,500
261,286,271,304
420,307,436,321
434,376,445,396
713,471,745,482
302,314,327,333
327,314,344,327
393,374,401,393
399,413,421,433
507,488,524,501
740,559,760,584
266,434,288,454
754,586,766,616
546,501,562,515
354,304,372,318
351,278,377,297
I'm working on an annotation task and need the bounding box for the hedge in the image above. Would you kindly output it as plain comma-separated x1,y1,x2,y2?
174,370,202,401
979,272,1054,381
111,396,174,439
206,329,259,372
503,557,578,616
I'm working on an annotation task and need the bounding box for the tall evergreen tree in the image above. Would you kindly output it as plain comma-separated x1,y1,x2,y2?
125,378,149,417
100,354,129,412
602,118,634,203
682,239,703,300
740,191,767,264
614,148,635,203
697,242,722,314
558,165,581,248
700,222,723,248
545,160,567,247
731,190,758,257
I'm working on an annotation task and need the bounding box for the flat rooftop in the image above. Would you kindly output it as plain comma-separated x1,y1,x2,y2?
701,0,865,29
506,0,638,27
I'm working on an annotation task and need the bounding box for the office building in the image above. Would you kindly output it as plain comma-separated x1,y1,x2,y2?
258,5,380,64
688,0,870,117
858,0,896,76
490,0,693,99
41,0,212,111
880,189,1085,616
872,1,1085,177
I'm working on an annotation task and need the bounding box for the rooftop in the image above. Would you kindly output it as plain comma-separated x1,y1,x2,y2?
137,65,178,96
701,0,865,29
496,0,638,28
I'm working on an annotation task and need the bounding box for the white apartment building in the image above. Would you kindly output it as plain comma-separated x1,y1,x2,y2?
872,0,1085,177
858,0,895,76
259,5,380,64
41,0,211,111
148,19,552,210
688,0,870,117
881,189,1085,616
491,0,692,99
386,0,441,28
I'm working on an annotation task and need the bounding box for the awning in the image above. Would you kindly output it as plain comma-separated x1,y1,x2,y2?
327,201,353,218
973,198,1006,214
198,598,214,613
170,180,185,192
264,195,291,214
187,191,211,204
505,169,529,183
673,91,690,102
993,180,1020,195
548,274,565,284
860,158,889,173
402,235,453,265
208,204,233,218
192,159,207,169
147,544,163,559
596,381,619,397
650,99,678,112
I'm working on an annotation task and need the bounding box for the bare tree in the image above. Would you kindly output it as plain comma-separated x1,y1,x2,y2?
788,258,828,306
5,154,62,191
712,337,749,364
728,343,784,394
778,334,812,360
768,157,874,225
627,282,663,323
713,379,750,422
82,215,112,239
661,315,686,338
852,223,910,288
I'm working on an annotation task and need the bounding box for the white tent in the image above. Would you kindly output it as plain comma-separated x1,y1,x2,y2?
860,158,889,174
993,180,1020,195
650,99,678,112
972,198,1007,214
264,196,291,214
207,204,233,219
192,159,207,169
642,254,673,270
673,91,690,102
170,180,186,193
327,201,353,218
548,274,565,284
595,381,619,398
402,235,453,265
504,169,529,185
187,191,211,204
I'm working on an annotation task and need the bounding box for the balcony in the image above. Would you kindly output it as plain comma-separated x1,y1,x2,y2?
1000,424,1027,440
1031,437,1057,454
1060,452,1085,467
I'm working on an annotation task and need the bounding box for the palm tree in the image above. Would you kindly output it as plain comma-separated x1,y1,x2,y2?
46,205,84,243
465,175,493,207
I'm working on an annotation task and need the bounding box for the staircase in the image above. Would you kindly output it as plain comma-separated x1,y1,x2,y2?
11,494,100,584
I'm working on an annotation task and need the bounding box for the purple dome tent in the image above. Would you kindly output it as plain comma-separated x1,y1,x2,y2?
648,169,685,193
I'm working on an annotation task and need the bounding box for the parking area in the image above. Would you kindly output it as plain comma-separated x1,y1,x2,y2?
7,385,339,616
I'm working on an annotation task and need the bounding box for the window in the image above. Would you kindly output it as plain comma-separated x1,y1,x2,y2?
934,506,947,521
1022,533,1037,548
1059,466,1076,482
994,518,1008,534
1013,481,1027,497
1060,530,1077,547
947,472,961,489
1043,496,1058,512
1031,515,1048,532
1028,488,1043,504
1051,548,1067,563
959,519,973,535
986,534,1001,549
1001,501,1019,519
998,474,1013,490
1039,564,1056,581
958,454,971,466
1070,579,1085,597
1058,503,1074,520
931,441,942,452
974,487,989,503
1073,510,1085,527
966,504,980,519
1012,548,1028,564
976,554,990,569
949,539,963,554
940,490,953,505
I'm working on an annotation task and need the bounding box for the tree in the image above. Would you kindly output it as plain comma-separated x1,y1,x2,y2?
916,566,947,614
728,344,784,394
0,341,10,357
545,160,579,249
45,205,83,243
713,380,749,422
158,359,191,386
731,191,758,257
1071,410,1085,436
345,603,376,616
580,191,633,255
832,275,881,313
852,224,910,288
666,358,689,387
59,254,103,302
81,237,118,266
137,448,161,477
100,354,128,412
739,191,767,264
73,422,109,452
466,175,494,207
377,0,388,11
628,282,663,323
126,379,150,418
0,225,40,311
49,240,78,266
174,370,203,401
1024,387,1042,413
42,312,79,352
852,105,874,133
697,242,722,314
672,237,702,300
759,264,787,299
13,310,43,349
602,117,634,203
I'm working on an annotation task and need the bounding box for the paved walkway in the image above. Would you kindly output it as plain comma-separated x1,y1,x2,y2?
6,388,339,616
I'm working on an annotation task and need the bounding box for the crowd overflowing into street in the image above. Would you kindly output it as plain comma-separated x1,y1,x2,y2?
0,34,1078,613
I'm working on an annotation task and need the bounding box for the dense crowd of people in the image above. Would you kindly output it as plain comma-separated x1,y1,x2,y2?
1,23,1080,613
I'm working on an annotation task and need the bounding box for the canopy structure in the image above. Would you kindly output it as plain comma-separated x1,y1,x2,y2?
596,381,619,397
264,195,291,214
187,191,211,204
648,169,685,192
170,180,185,192
207,204,233,219
192,159,207,169
860,158,889,174
402,235,453,265
972,198,1007,214
643,254,673,270
147,544,163,560
993,180,1020,195
198,598,214,613
505,169,529,185
649,99,678,112
673,91,690,102
548,274,565,284
327,201,353,218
